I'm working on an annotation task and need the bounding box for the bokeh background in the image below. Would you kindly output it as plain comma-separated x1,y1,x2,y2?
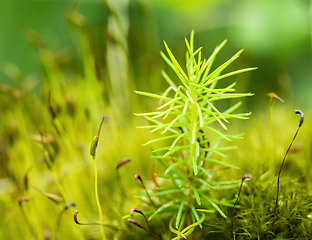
1,0,311,108
0,0,311,239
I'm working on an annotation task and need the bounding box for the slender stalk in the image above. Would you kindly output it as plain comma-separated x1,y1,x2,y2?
231,174,252,239
89,117,106,239
55,202,75,239
190,85,198,176
271,126,300,233
19,198,38,239
271,110,304,235
231,181,243,238
269,97,275,147
267,93,284,168
74,210,123,232
93,159,106,240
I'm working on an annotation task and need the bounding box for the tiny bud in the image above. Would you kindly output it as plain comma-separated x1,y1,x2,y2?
242,173,253,181
295,110,304,127
266,92,285,103
64,202,75,210
129,207,153,235
44,229,51,240
134,174,143,182
130,208,143,216
116,158,131,169
19,197,30,205
73,210,80,224
90,117,105,159
128,219,143,229
134,174,156,207
90,137,99,159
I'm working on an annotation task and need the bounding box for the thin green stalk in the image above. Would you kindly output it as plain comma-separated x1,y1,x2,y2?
190,85,198,176
93,159,106,240
269,97,275,144
89,117,106,240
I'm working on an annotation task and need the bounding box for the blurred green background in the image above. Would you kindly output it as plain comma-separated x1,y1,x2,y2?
0,0,311,239
0,0,311,107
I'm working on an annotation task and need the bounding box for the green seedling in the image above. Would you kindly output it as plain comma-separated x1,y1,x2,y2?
134,31,255,237
231,173,253,239
271,110,304,235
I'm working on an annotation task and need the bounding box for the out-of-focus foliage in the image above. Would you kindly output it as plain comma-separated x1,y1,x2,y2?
0,0,311,239
0,0,311,107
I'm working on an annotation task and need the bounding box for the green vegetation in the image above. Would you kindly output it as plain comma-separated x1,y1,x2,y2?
0,1,312,240
130,31,255,239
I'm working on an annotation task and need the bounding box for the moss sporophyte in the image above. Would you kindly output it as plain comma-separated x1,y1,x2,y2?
131,31,256,238
90,117,106,240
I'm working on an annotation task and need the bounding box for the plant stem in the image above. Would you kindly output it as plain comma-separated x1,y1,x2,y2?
19,203,38,239
269,98,275,164
190,86,198,176
93,159,106,240
231,180,243,239
271,126,300,234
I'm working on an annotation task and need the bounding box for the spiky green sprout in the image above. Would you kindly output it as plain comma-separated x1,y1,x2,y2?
134,31,256,238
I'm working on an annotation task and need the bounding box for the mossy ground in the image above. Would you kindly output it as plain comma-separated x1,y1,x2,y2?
0,5,311,238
